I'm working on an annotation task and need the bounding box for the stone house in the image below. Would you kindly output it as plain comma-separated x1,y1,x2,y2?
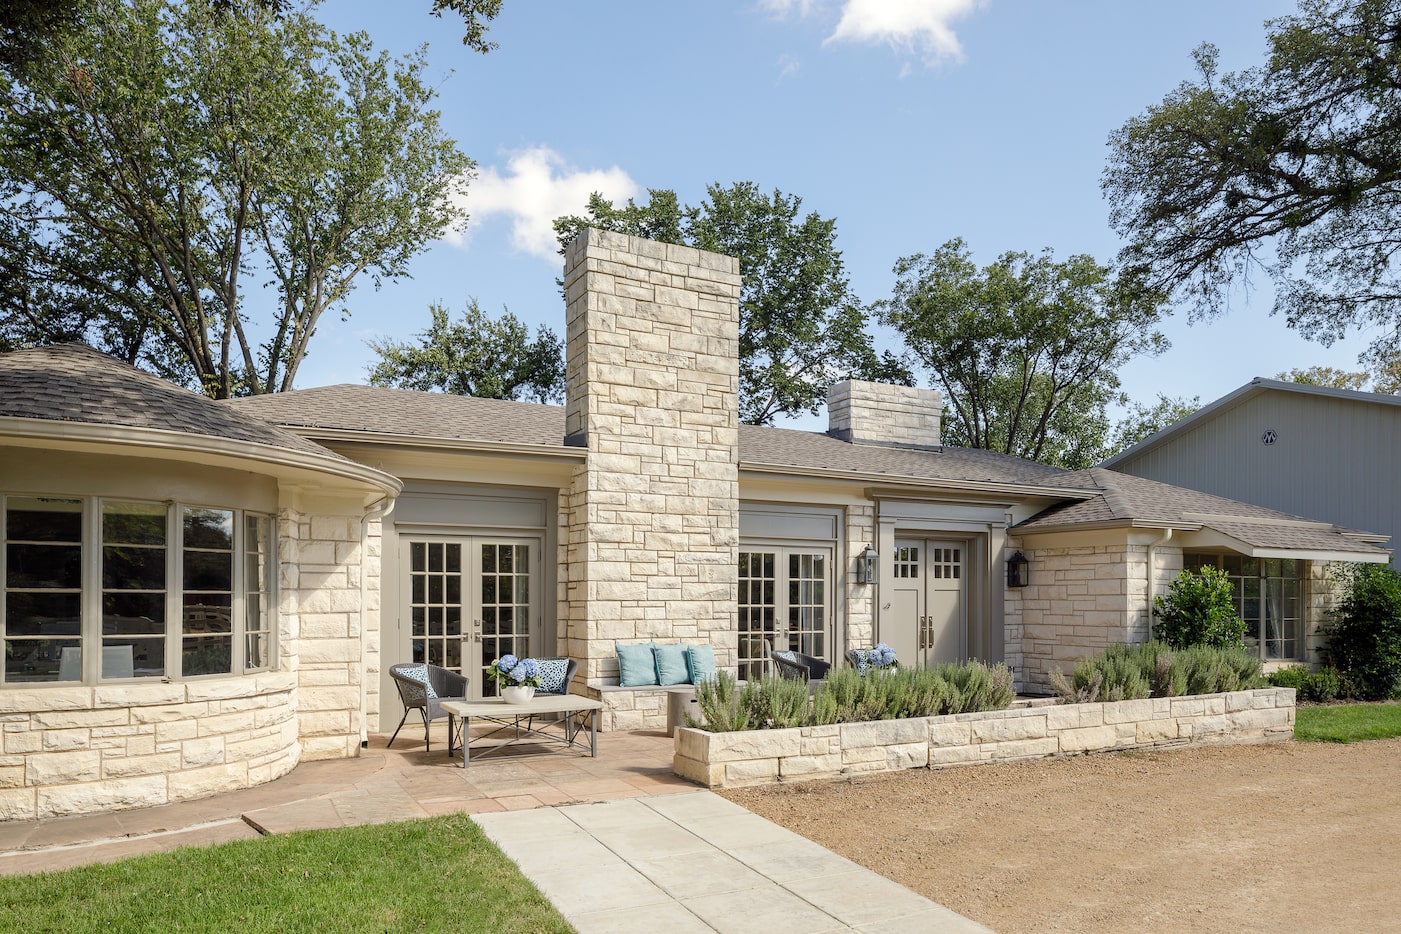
0,229,1389,820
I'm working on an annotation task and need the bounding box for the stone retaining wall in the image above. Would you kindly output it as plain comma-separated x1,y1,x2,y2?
674,687,1296,788
0,673,299,820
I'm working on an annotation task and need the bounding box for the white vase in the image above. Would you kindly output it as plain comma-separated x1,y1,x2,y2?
502,685,536,705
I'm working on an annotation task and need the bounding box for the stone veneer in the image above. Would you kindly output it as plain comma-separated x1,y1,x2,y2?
561,229,742,730
827,379,942,447
675,687,1296,788
0,674,299,820
1007,544,1182,692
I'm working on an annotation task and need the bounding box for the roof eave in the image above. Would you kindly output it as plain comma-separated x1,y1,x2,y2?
740,461,1099,500
267,425,584,460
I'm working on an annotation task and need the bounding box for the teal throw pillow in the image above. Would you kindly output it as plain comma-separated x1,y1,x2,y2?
616,642,659,687
654,642,691,686
686,644,717,683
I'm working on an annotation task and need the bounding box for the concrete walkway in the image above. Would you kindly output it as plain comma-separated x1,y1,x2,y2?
0,722,990,932
477,791,990,933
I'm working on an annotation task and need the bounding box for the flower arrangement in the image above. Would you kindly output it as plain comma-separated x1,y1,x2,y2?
487,654,542,689
853,643,898,674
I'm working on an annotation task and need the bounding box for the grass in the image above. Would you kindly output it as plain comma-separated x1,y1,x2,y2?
1295,701,1401,743
0,813,572,934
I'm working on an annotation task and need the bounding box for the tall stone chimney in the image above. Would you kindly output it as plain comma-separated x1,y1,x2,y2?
827,379,942,447
561,229,741,727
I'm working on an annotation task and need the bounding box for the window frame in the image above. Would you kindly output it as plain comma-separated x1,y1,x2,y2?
2,494,277,686
1181,552,1306,662
738,543,833,681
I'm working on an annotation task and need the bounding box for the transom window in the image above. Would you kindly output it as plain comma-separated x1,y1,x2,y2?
3,495,276,684
1183,553,1304,661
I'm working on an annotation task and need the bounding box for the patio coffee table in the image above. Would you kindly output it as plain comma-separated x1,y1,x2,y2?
439,695,605,768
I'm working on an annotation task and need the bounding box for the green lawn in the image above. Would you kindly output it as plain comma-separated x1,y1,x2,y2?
1295,701,1401,743
0,813,572,934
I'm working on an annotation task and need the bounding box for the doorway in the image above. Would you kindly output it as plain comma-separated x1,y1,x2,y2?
885,539,966,669
401,536,539,700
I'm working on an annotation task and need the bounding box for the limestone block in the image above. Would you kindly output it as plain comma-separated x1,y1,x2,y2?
1102,699,1155,725
927,721,973,746
0,765,23,788
1057,725,1120,753
840,718,927,748
724,758,779,786
1253,688,1291,709
4,730,42,755
184,679,258,702
166,762,248,801
928,744,981,766
1169,697,1206,719
1204,696,1227,716
41,729,91,751
1185,714,1230,738
32,708,128,730
0,688,92,715
885,742,929,770
197,709,259,738
301,735,358,760
27,750,101,785
779,753,843,778
93,683,186,708
706,728,804,761
1045,704,1105,731
1228,708,1290,732
155,720,200,744
1136,718,1180,743
36,774,167,818
181,736,226,768
295,686,360,712
102,752,181,779
1225,691,1252,713
970,715,1048,743
297,710,352,737
673,754,724,787
0,787,37,821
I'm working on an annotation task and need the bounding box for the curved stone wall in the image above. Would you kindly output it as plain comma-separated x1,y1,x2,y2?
0,672,299,820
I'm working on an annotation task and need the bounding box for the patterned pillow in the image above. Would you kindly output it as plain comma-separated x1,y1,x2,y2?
773,650,798,664
398,664,437,699
537,658,569,694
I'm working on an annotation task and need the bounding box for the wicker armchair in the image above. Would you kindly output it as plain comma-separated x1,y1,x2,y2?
770,648,832,681
388,663,469,755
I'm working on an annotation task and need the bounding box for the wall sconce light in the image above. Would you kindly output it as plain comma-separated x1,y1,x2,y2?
1007,550,1030,588
857,544,878,585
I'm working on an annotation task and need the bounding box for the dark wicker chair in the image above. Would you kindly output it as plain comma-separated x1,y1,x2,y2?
388,663,468,755
770,648,832,681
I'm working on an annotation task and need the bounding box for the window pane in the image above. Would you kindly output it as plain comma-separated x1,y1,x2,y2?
182,637,231,676
103,502,166,546
184,596,232,634
183,508,233,550
103,592,165,632
5,638,81,682
183,551,232,591
7,543,81,589
6,498,82,542
103,545,165,590
4,592,81,635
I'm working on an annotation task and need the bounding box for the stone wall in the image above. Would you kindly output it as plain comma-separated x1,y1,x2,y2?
827,380,941,447
844,504,877,649
1009,544,1182,691
561,229,742,727
280,508,379,759
0,674,299,820
674,687,1296,789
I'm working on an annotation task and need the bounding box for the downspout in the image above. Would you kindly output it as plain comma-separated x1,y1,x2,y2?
1146,528,1173,642
358,494,396,748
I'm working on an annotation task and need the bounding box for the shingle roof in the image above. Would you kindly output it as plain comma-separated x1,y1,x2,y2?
0,343,338,459
1017,467,1387,556
227,384,567,448
739,425,1073,488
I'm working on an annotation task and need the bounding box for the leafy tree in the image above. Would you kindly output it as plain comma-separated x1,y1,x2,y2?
1275,366,1371,390
0,0,469,397
1154,565,1247,649
1106,0,1401,372
1110,393,1201,453
554,183,908,425
367,301,565,403
879,239,1168,469
1328,563,1401,699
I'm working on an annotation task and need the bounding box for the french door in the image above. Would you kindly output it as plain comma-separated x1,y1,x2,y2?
738,547,831,682
886,539,966,669
402,536,538,699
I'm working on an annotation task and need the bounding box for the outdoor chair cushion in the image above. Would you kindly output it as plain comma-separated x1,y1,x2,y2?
617,642,660,686
654,642,692,686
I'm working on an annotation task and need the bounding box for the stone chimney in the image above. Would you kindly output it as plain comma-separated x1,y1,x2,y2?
827,379,942,448
561,229,742,726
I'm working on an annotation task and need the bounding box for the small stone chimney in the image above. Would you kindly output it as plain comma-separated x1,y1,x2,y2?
827,379,942,448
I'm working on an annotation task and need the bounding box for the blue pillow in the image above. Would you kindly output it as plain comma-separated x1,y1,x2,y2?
686,644,717,683
616,642,659,687
537,658,569,693
654,643,691,686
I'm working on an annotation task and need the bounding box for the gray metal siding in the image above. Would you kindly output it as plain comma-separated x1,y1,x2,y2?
1114,392,1398,560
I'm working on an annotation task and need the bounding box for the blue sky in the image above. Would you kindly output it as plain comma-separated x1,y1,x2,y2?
302,0,1371,431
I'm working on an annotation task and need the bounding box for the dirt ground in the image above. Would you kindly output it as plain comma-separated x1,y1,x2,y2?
721,738,1401,934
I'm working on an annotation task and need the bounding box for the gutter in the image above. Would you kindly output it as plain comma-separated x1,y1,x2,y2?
265,426,586,461
740,461,1100,501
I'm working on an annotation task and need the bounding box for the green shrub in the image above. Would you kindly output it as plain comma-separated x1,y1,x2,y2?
1268,665,1342,703
741,675,810,729
1153,565,1247,648
1327,563,1401,700
689,671,751,732
1050,641,1265,704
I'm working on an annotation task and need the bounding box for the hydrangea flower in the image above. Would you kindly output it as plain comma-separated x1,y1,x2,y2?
498,654,518,673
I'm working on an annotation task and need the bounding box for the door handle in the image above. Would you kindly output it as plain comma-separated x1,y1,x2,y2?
472,620,483,643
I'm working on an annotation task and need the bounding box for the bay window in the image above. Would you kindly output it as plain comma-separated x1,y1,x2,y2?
2,495,276,684
1182,553,1305,661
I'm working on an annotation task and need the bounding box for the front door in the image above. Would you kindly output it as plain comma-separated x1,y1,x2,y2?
402,537,538,700
886,539,965,669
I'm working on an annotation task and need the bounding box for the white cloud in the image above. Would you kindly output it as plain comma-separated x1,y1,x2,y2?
827,0,982,62
776,53,801,81
446,146,638,260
